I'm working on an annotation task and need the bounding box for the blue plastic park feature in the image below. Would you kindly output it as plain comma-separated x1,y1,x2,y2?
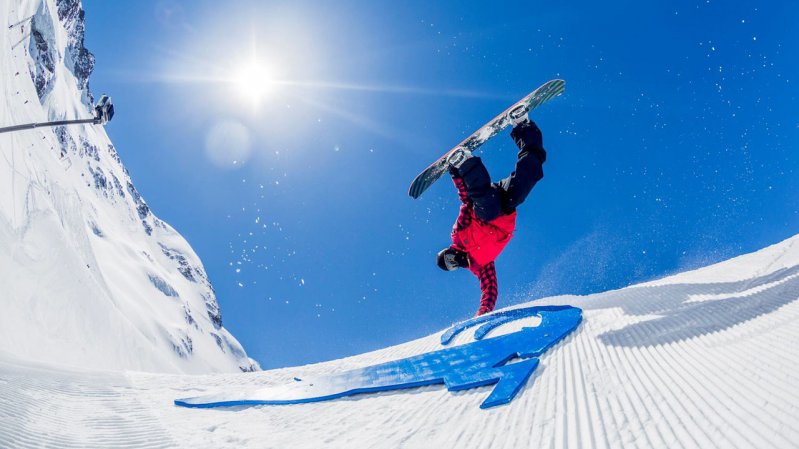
175,305,582,409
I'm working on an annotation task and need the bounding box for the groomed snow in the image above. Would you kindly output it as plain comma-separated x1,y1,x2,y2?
1,234,798,448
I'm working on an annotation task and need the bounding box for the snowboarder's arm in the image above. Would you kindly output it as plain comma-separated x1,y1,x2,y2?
451,175,473,231
474,262,498,316
452,173,470,204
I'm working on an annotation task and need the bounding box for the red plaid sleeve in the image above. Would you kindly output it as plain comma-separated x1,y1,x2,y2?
474,262,498,315
452,175,470,203
452,175,472,231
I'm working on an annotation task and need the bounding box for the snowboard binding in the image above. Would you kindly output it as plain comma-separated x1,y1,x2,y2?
446,147,472,170
508,104,529,127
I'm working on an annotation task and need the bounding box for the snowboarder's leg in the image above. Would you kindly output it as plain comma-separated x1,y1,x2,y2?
454,157,503,222
496,121,546,213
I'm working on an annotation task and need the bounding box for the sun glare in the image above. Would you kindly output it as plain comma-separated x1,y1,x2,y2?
231,62,275,104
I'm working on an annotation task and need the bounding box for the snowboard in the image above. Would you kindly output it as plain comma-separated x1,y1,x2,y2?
408,79,565,199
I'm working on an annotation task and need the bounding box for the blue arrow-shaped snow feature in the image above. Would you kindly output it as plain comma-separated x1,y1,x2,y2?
175,305,582,409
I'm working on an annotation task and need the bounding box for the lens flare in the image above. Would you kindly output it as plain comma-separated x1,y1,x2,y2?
205,120,252,169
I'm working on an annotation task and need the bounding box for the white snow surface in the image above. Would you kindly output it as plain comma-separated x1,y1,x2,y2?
2,231,799,448
0,0,257,374
3,1,799,448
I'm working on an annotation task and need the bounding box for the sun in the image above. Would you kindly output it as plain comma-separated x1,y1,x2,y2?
230,61,275,104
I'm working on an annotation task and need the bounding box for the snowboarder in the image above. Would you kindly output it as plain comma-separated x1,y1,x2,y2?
436,107,547,316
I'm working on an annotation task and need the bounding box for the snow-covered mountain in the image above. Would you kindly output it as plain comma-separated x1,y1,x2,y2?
0,0,258,373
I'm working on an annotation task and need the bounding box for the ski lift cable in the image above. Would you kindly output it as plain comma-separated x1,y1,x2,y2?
0,95,114,135
7,15,33,30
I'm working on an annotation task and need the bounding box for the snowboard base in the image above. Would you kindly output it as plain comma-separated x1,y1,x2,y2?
408,79,565,199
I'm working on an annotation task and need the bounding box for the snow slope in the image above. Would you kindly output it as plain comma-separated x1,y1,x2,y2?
2,1,799,447
1,233,798,448
0,0,257,374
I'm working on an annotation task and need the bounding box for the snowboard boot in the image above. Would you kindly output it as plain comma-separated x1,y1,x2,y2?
508,104,529,127
446,147,473,170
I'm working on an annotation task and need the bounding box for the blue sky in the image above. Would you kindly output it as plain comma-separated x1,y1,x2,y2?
83,0,798,369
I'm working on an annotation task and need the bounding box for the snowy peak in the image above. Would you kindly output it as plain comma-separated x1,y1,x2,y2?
26,0,91,107
55,0,94,96
0,0,257,373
